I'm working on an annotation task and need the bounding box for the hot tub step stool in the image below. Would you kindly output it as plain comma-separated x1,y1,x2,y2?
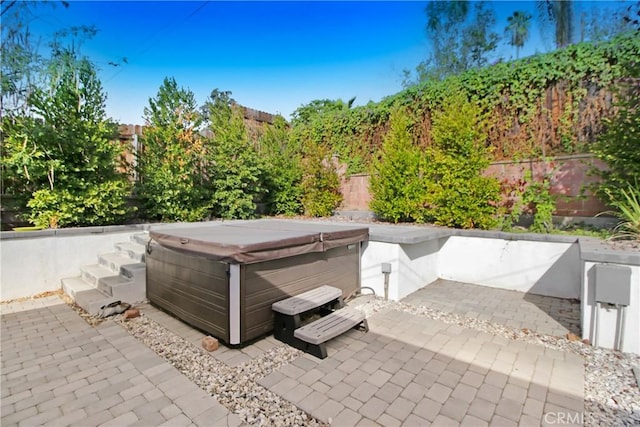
272,285,368,359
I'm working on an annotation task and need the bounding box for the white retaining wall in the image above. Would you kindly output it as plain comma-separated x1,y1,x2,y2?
361,235,582,301
1,230,140,301
438,236,582,299
361,240,439,301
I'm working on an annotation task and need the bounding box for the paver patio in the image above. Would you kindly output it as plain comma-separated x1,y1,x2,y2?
1,281,585,426
259,308,584,426
402,279,581,337
0,296,241,427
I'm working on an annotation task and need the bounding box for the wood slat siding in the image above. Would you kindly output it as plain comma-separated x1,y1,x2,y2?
146,243,230,342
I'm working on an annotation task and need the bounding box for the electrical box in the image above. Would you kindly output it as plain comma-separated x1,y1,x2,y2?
594,264,632,306
381,263,392,274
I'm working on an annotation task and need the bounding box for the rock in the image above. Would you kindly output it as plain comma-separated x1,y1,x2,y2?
566,332,581,341
123,308,140,319
202,336,219,352
97,301,131,318
582,338,591,346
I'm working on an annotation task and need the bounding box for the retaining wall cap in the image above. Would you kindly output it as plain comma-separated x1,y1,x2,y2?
365,223,579,245
579,237,640,265
0,224,147,240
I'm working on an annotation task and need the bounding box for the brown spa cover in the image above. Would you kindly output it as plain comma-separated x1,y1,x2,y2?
149,220,369,264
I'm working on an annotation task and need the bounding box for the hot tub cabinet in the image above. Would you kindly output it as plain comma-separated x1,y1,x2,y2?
146,220,368,345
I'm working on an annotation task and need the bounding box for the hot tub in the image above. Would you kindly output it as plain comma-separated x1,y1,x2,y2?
146,220,368,345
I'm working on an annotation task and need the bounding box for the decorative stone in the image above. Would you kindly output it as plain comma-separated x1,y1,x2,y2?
202,336,219,352
582,338,591,346
566,332,581,341
123,308,140,319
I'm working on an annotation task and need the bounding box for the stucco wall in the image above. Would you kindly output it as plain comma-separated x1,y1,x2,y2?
0,229,141,300
438,236,582,299
361,240,440,301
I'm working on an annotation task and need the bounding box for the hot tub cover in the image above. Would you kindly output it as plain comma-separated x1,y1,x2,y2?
149,220,369,264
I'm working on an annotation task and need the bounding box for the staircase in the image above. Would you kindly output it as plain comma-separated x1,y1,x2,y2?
61,232,149,315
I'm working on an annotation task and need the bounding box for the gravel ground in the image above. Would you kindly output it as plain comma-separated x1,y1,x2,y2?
117,314,325,427
108,295,640,427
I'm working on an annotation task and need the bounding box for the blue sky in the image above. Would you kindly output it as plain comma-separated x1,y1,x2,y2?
22,1,630,125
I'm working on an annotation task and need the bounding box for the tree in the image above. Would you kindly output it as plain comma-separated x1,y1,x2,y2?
290,98,355,126
369,107,424,223
258,115,304,216
1,1,63,116
537,0,574,49
202,89,265,219
505,11,532,59
2,47,130,227
405,0,499,84
579,1,639,42
136,77,209,222
423,92,500,229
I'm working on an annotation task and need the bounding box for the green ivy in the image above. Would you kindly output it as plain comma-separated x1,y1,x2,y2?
290,32,639,172
590,61,640,205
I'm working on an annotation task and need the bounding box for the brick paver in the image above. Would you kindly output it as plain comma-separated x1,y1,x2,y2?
259,306,584,425
402,279,581,336
2,281,585,427
0,296,240,427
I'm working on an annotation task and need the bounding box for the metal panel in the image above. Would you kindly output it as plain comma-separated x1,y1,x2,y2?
229,264,241,345
241,244,359,342
146,242,230,342
595,264,632,306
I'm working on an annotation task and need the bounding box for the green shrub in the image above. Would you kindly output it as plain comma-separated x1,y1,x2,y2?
521,170,556,232
27,180,131,228
207,107,263,219
259,116,304,216
423,92,500,229
607,183,640,240
369,107,425,222
301,142,342,217
370,96,500,229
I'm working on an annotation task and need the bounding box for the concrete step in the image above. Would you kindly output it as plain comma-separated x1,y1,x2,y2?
61,277,118,315
115,241,146,262
96,274,143,301
120,263,145,281
60,232,150,314
98,252,139,273
110,278,146,303
81,264,118,287
131,232,150,247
